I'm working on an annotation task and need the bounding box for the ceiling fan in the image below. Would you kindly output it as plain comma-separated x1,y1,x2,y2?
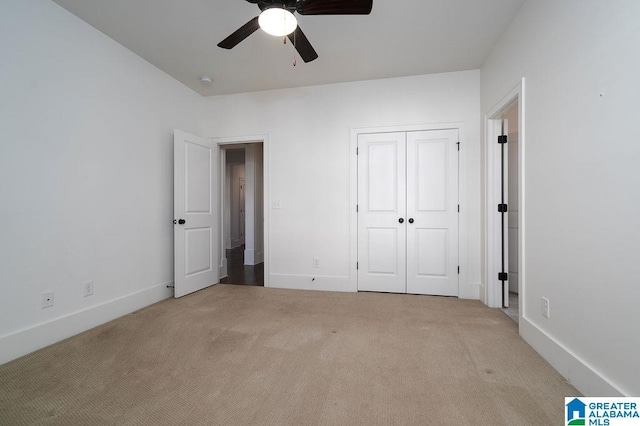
217,0,373,63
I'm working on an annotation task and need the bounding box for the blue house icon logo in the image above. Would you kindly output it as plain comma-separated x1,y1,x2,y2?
566,398,586,425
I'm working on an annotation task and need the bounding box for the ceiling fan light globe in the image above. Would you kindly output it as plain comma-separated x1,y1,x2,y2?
258,8,297,37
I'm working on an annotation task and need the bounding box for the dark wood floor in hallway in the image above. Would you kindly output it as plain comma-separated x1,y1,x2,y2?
220,245,264,286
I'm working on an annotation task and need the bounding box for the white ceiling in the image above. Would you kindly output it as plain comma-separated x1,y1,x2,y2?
51,0,525,96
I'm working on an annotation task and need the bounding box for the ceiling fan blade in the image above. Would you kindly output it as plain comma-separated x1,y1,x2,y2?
288,26,319,63
296,0,373,15
217,16,260,49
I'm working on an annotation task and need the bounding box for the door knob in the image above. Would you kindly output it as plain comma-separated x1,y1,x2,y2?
408,218,414,224
178,219,186,225
398,218,404,223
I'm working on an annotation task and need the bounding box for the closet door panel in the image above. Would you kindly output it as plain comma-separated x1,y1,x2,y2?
406,129,459,296
357,132,407,293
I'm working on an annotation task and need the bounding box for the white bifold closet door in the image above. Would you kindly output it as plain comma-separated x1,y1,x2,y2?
357,129,459,296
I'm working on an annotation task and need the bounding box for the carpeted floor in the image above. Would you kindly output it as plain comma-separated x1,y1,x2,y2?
0,284,578,425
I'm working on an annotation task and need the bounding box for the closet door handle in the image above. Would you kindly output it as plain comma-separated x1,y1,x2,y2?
398,218,404,224
408,218,414,224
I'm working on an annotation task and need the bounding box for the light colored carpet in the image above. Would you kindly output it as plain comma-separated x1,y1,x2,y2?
0,284,578,425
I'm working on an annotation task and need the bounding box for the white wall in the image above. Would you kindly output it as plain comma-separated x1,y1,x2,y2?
230,162,245,248
244,143,264,265
203,70,481,294
0,0,203,363
224,148,246,249
481,0,640,396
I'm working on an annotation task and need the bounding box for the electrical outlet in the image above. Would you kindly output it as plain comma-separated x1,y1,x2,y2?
313,257,320,268
272,200,283,209
541,297,550,318
83,281,94,297
42,291,54,309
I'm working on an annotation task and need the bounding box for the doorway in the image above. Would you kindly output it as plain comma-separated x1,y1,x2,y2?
485,79,525,323
356,129,459,296
501,103,519,321
218,142,265,287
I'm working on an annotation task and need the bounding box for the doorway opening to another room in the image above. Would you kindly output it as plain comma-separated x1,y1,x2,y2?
485,79,525,325
218,141,266,287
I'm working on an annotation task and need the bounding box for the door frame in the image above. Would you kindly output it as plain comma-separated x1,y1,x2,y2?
213,134,270,287
349,122,468,296
484,78,525,318
239,176,246,245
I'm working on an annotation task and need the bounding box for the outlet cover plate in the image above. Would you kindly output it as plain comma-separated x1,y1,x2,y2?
542,297,550,318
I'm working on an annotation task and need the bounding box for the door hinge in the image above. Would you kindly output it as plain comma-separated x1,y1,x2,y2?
498,204,508,213
456,142,460,151
356,204,359,212
356,147,359,155
356,262,359,270
498,272,508,281
457,266,460,274
498,135,508,144
458,204,460,213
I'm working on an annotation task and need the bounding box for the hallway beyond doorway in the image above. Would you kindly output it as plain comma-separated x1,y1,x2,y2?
220,245,264,286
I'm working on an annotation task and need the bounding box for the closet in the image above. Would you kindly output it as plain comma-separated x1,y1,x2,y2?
357,129,459,296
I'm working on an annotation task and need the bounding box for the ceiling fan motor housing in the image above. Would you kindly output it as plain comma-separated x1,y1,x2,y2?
253,0,299,13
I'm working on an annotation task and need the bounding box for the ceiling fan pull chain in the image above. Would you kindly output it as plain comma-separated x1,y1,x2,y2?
292,27,297,67
283,4,287,44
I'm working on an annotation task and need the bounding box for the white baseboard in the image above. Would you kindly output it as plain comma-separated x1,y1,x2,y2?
268,273,355,292
520,317,627,396
268,276,480,297
0,282,173,365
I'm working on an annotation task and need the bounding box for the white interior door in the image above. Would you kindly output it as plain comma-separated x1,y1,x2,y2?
357,129,458,296
357,132,407,293
500,120,510,308
506,105,520,299
174,130,219,298
406,129,459,296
